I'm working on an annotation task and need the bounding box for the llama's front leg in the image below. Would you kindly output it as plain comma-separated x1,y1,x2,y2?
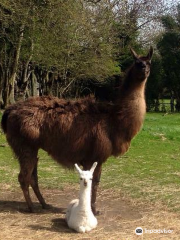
91,163,102,215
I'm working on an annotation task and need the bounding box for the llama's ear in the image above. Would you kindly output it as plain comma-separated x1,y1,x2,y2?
147,46,153,61
75,164,82,174
90,162,98,173
130,47,139,60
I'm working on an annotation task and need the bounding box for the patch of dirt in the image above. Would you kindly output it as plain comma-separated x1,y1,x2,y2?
0,186,180,240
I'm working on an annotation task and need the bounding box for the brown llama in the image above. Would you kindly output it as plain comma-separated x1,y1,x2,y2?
1,47,153,214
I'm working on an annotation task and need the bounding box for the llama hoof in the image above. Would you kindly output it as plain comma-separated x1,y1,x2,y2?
94,210,100,216
28,207,35,213
42,203,51,209
92,205,100,216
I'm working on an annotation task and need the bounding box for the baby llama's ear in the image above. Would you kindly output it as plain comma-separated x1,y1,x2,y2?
75,164,82,174
90,162,98,173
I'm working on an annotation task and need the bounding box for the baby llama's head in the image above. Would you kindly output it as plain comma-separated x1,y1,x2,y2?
75,162,98,188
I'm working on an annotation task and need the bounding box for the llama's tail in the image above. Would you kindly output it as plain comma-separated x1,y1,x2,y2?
1,108,11,133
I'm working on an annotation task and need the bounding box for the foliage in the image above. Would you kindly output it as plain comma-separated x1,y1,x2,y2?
0,0,178,109
157,4,180,110
0,0,120,106
146,54,164,110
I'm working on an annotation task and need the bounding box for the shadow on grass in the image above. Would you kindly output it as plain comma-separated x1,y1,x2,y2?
28,218,74,234
0,200,66,214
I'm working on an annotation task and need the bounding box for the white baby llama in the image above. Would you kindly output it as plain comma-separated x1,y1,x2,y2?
66,162,98,233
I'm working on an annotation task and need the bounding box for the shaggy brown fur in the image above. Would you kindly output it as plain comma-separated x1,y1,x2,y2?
1,47,153,214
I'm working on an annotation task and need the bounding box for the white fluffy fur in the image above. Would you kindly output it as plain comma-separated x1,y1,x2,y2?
66,162,98,233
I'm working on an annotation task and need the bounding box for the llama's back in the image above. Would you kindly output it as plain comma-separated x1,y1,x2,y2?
1,95,112,167
1,96,66,154
1,107,11,134
1,95,78,139
1,97,45,141
1,95,95,138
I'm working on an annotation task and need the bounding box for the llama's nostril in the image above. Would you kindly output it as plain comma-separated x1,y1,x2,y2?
140,63,146,68
84,181,87,186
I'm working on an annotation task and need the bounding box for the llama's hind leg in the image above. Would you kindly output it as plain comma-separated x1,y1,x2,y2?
18,162,35,213
18,149,39,213
30,160,49,209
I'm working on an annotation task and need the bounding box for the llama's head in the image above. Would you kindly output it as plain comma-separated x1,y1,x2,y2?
75,162,98,187
130,46,153,81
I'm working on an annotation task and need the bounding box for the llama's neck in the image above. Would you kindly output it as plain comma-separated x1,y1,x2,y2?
115,67,147,112
116,78,147,113
78,184,92,211
111,74,147,156
120,70,147,101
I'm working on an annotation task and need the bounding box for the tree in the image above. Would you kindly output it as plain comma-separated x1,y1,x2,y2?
146,54,164,111
110,0,169,72
0,0,42,106
0,0,120,107
0,0,177,109
157,4,180,111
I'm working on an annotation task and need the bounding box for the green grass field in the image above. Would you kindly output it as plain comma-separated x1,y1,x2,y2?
0,112,180,211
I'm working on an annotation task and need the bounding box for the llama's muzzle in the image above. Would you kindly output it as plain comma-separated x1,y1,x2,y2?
84,180,87,186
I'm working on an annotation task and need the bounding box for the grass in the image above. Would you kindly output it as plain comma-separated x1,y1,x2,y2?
0,112,180,211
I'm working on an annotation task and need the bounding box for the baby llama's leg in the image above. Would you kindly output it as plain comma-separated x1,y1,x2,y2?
76,226,86,233
85,226,92,232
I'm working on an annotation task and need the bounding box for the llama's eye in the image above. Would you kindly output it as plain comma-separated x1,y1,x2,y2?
80,178,83,180
90,178,92,180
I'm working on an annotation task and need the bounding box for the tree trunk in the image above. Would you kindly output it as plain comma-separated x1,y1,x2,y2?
174,89,180,112
0,65,4,108
161,99,166,112
3,70,10,108
170,91,175,112
31,71,38,96
176,98,180,112
8,25,24,105
0,88,4,108
22,39,34,84
155,98,160,112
